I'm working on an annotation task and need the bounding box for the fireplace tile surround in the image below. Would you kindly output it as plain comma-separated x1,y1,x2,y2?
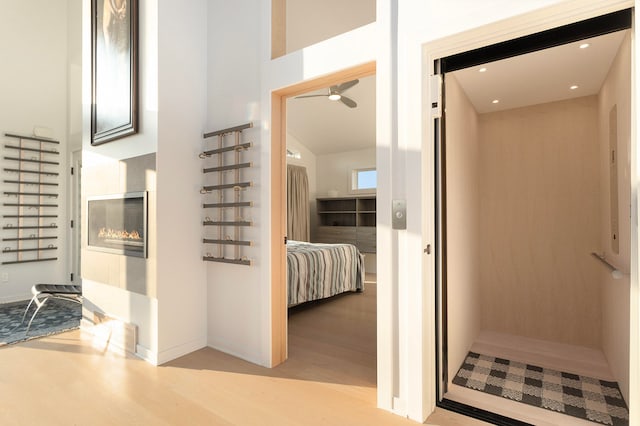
81,152,156,298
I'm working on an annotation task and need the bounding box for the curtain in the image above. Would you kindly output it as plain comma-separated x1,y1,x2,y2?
287,164,310,242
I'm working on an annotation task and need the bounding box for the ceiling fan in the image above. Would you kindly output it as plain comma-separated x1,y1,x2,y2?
295,79,359,108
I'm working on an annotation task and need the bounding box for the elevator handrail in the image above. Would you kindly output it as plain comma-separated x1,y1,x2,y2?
590,252,625,279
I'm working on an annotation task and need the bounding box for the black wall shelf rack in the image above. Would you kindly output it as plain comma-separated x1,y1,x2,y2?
199,122,253,266
1,133,60,265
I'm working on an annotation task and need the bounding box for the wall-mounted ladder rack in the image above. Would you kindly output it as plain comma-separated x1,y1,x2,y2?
1,133,60,264
199,122,254,266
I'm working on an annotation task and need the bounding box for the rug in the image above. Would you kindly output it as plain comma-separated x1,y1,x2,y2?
453,351,629,426
0,298,81,346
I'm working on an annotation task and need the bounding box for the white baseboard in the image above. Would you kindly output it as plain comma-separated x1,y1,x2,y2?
157,337,207,365
81,314,139,359
135,338,207,366
135,343,158,365
206,339,266,367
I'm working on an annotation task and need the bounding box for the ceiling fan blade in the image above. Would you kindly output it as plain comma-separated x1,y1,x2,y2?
295,94,329,99
335,79,359,93
340,96,357,108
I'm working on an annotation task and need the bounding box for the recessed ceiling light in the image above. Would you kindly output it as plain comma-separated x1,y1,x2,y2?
570,85,579,90
479,67,487,73
492,99,500,104
579,43,590,49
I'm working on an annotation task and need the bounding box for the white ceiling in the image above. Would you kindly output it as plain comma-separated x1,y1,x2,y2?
452,30,628,113
286,30,627,156
287,75,376,155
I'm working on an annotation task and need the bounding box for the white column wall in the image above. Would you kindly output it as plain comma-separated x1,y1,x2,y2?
81,0,160,360
206,0,268,365
155,0,208,364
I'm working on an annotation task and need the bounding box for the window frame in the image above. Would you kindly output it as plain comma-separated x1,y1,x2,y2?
350,167,377,194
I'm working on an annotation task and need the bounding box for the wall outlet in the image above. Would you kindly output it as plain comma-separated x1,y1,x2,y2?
1,272,8,283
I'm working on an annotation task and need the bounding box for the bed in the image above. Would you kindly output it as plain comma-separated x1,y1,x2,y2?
287,240,365,307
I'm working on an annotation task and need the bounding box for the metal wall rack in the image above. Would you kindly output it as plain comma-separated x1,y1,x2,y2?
200,122,253,266
2,133,60,265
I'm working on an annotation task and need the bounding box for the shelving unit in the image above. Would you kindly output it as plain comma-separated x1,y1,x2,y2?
315,195,376,253
200,122,253,266
1,133,60,265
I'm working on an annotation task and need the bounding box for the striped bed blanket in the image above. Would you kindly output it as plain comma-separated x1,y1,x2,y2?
287,240,365,307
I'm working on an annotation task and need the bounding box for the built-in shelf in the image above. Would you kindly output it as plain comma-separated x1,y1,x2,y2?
315,195,376,253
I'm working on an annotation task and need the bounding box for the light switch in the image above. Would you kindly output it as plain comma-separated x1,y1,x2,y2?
392,199,406,230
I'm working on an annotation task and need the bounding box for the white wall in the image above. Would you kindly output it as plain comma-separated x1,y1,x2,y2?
67,0,83,153
206,0,268,365
202,0,379,367
598,32,631,403
0,1,70,302
444,74,481,384
286,0,375,53
315,147,376,196
155,0,208,364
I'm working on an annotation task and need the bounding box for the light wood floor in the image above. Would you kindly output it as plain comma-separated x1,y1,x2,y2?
0,276,486,425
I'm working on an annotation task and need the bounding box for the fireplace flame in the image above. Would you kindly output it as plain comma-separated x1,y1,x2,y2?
98,227,142,241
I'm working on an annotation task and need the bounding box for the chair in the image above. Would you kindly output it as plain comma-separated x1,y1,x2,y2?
17,284,82,334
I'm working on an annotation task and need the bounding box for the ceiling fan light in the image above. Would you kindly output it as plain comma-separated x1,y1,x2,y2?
328,93,341,101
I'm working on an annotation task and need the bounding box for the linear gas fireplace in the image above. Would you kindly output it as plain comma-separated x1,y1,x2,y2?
88,192,147,258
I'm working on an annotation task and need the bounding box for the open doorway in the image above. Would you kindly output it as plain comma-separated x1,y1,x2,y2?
269,62,377,379
284,73,377,389
435,12,632,426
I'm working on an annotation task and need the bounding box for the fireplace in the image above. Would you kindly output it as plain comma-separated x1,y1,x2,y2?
87,192,147,257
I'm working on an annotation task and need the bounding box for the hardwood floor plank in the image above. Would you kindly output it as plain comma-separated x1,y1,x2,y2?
0,276,479,425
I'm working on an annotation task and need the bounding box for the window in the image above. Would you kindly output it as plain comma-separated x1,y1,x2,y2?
351,168,376,193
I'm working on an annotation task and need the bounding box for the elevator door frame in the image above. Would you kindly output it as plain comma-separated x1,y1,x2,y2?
431,8,634,425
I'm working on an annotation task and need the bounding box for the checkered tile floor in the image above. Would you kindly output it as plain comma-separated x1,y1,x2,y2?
453,352,629,425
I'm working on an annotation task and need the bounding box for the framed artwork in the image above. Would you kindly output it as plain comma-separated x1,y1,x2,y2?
91,0,138,145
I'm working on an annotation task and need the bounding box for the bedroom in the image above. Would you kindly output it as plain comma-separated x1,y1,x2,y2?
284,74,377,386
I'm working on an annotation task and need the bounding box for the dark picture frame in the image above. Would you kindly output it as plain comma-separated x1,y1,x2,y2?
91,0,138,145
